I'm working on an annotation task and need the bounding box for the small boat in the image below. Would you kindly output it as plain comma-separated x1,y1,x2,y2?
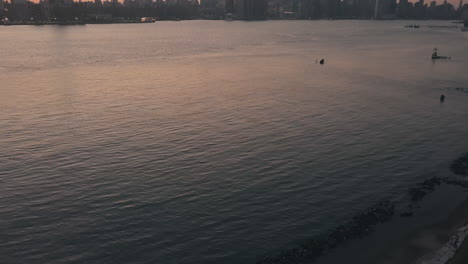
1,18,11,26
431,48,450,60
455,88,468,93
140,17,156,23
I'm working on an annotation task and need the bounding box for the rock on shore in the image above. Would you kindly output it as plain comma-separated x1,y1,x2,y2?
450,153,468,176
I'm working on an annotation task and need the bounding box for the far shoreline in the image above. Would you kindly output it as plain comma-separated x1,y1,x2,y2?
1,18,465,27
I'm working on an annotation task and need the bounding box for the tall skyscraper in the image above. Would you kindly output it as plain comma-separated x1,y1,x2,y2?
357,0,374,19
234,0,266,20
134,0,145,8
13,0,27,5
374,0,380,18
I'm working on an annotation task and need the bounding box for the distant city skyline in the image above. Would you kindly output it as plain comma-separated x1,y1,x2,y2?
21,0,463,4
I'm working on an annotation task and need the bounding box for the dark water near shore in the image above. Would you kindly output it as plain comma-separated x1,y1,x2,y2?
1,21,468,264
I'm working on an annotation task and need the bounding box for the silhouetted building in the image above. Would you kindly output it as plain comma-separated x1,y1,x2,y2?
12,0,27,4
457,0,464,16
202,0,225,18
1,0,462,22
463,4,468,24
226,0,235,14
234,0,266,19
374,0,380,18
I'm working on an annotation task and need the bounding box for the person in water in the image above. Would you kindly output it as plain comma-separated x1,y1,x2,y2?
440,94,446,103
320,59,325,65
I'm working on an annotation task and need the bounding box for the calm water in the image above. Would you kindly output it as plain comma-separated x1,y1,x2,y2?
1,21,468,264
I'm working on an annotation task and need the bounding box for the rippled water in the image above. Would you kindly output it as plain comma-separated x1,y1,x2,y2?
1,21,468,264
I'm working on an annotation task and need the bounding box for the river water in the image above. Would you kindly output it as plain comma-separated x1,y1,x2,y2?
1,20,468,264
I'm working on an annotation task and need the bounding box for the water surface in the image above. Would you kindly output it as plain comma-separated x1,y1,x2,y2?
1,20,468,264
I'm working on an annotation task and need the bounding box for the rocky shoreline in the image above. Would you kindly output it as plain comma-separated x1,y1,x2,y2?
416,224,468,264
257,153,468,264
257,201,395,264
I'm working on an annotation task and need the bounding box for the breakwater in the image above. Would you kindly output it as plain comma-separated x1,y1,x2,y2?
257,201,395,264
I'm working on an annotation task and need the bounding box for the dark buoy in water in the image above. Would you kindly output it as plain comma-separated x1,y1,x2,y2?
319,59,325,65
440,94,446,103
